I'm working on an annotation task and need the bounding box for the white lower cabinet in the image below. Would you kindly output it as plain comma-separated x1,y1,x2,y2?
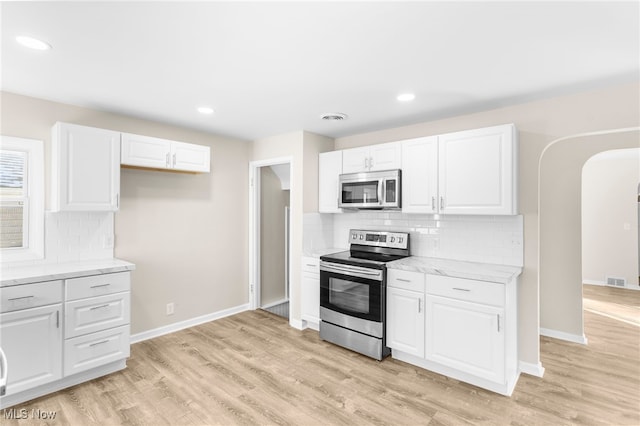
387,268,518,396
301,257,320,329
0,304,63,396
64,325,130,376
425,295,504,383
387,287,425,358
0,270,132,409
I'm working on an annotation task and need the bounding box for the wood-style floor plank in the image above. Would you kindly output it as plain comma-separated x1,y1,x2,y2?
3,284,639,425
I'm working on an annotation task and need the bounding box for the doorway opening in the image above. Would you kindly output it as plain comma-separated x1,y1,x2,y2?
249,158,292,320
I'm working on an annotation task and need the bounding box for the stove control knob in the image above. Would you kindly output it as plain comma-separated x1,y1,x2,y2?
359,234,364,240
390,236,395,243
352,233,357,240
398,237,403,243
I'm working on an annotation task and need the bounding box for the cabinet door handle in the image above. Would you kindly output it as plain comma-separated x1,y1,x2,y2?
89,340,109,347
90,283,110,289
369,156,374,170
396,278,412,283
440,196,445,210
173,153,177,167
90,304,110,311
166,152,170,167
453,288,471,292
7,295,34,301
116,193,119,209
364,157,369,170
56,310,60,328
497,314,501,332
418,298,422,313
431,196,436,211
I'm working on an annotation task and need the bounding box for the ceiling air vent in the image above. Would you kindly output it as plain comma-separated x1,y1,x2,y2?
321,112,348,121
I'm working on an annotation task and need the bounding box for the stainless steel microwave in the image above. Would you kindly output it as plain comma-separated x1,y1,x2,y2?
338,169,401,209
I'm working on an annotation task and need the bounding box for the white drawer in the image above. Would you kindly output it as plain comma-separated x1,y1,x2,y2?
388,269,425,293
426,275,504,307
1,281,63,313
302,257,319,273
65,272,130,301
64,324,130,376
65,292,130,338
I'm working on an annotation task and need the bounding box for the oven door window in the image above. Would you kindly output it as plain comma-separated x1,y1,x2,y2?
341,181,379,204
320,272,382,322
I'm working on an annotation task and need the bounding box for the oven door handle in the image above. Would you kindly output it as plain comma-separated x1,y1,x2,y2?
320,261,383,281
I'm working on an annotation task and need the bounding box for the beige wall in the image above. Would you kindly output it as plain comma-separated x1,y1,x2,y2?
335,81,640,367
260,166,290,306
0,91,251,334
251,131,333,325
540,130,640,339
582,149,640,288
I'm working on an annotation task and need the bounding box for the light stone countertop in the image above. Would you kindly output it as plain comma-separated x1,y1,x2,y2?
302,248,346,258
1,258,136,287
387,256,522,284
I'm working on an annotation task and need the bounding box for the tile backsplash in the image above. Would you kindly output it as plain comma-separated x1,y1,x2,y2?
304,212,523,267
44,211,114,263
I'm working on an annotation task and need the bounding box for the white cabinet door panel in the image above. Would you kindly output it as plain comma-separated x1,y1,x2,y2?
52,123,120,211
0,304,62,395
425,295,505,383
401,137,438,213
387,287,425,357
121,133,172,169
369,142,401,171
301,273,320,323
342,146,370,173
438,124,515,215
172,141,210,173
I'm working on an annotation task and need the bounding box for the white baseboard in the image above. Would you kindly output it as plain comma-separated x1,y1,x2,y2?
289,318,305,330
583,279,605,286
130,303,250,344
519,360,545,378
540,327,588,345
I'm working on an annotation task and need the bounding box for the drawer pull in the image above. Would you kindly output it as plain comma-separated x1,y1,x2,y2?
89,304,110,311
453,288,471,292
396,278,412,283
7,295,34,302
305,264,316,267
89,340,110,347
418,298,422,313
90,283,111,289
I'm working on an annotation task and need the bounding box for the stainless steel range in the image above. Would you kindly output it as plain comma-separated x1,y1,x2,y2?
319,229,410,360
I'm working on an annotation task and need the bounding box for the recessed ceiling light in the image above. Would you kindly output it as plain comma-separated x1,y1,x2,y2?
197,106,214,115
321,112,348,121
397,93,416,102
16,35,52,51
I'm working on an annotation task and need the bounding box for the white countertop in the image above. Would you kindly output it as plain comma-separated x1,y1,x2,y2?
1,258,136,287
302,248,346,258
387,256,522,284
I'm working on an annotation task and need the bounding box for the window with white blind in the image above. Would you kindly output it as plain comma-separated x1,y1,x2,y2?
0,136,44,262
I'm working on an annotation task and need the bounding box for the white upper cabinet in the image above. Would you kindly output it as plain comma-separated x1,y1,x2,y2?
120,133,172,169
51,122,120,212
342,142,401,173
438,124,517,215
121,133,210,173
401,124,518,215
318,151,343,213
401,136,439,214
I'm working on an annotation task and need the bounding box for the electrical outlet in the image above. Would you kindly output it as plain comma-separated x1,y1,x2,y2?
166,302,175,315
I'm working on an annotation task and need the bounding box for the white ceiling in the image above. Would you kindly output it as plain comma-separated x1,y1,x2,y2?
2,1,638,141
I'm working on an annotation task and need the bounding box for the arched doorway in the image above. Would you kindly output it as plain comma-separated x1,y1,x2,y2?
538,128,640,342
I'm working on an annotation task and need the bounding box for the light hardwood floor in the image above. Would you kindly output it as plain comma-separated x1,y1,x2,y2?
4,285,639,425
